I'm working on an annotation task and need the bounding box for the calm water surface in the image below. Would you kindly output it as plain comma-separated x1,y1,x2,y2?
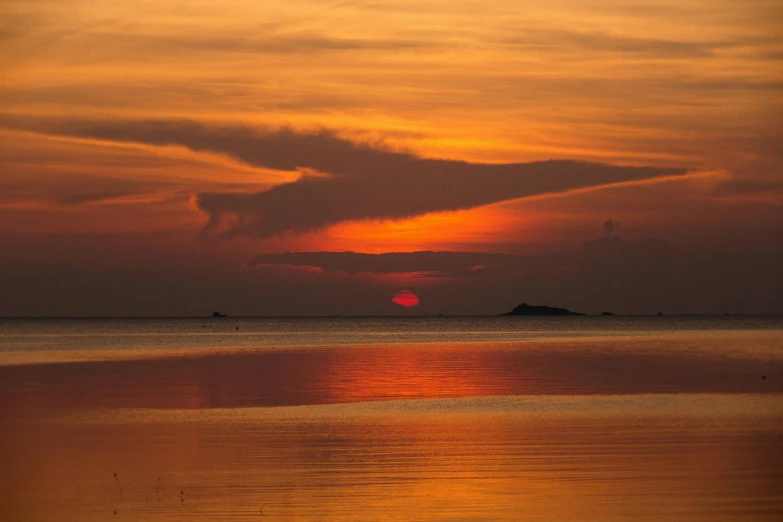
1,317,781,521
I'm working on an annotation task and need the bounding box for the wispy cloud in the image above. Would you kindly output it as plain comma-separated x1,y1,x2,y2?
501,28,730,58
248,250,528,277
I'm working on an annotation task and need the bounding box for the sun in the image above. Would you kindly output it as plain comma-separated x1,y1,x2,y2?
392,290,420,308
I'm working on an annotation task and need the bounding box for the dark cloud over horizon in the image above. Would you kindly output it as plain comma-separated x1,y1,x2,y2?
245,236,783,314
1,230,781,316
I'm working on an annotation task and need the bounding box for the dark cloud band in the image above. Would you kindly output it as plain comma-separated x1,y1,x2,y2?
0,117,687,237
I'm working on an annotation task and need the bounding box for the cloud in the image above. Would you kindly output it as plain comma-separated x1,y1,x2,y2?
243,235,783,314
713,178,783,196
248,250,529,277
502,28,728,58
601,220,621,239
2,224,781,316
125,31,434,54
0,118,686,238
245,238,672,281
0,168,157,208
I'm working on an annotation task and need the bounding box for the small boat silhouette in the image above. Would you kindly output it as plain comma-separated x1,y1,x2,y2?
212,311,227,317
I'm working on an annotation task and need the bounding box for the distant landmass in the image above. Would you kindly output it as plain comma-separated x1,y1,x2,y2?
503,302,584,316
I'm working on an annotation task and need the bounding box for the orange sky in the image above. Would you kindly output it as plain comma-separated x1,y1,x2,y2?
1,0,781,315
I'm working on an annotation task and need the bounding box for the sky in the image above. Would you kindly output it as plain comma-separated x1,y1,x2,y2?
1,0,781,316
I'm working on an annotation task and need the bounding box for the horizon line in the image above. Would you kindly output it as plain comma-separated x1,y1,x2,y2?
2,314,781,320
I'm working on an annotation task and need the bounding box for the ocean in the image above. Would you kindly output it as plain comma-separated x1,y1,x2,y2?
1,316,781,521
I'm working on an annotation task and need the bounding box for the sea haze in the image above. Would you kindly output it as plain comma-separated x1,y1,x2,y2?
1,317,781,521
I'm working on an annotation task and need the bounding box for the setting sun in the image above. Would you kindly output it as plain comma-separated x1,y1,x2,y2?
392,290,420,308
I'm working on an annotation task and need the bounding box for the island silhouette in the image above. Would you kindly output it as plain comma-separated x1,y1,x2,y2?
503,302,584,316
